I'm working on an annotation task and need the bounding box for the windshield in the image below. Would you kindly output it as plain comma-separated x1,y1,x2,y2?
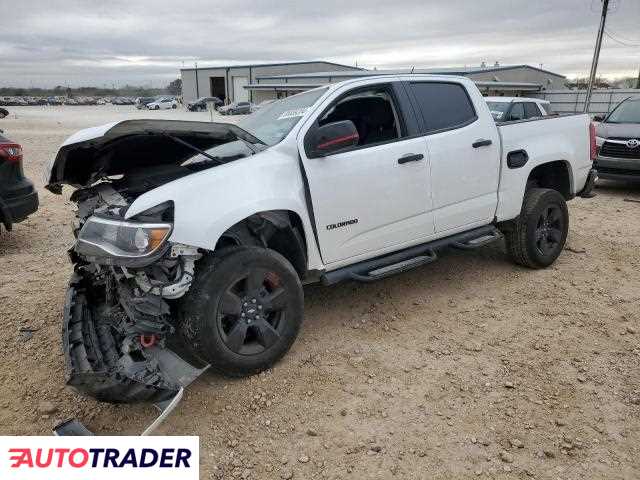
486,101,510,121
239,88,328,146
606,99,640,124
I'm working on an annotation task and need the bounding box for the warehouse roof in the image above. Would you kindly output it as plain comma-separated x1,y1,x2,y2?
244,79,545,93
255,64,566,80
180,60,363,72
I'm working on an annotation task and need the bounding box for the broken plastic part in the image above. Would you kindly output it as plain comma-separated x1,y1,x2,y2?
63,271,205,404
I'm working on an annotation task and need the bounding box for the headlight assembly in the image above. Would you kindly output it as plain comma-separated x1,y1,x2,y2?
76,216,172,260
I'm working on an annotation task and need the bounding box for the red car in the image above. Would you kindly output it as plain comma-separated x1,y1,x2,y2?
0,132,38,231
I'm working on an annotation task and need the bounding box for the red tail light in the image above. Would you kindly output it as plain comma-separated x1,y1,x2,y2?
589,122,597,162
0,143,23,163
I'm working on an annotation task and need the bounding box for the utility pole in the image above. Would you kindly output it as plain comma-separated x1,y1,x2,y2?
584,0,609,113
194,62,199,99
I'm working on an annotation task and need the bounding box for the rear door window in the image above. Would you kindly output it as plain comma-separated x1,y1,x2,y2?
509,103,525,121
524,102,542,119
407,82,477,133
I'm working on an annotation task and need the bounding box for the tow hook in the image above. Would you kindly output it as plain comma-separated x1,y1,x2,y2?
140,334,158,348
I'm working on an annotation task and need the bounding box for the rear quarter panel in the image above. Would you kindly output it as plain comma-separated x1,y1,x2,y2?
496,114,591,221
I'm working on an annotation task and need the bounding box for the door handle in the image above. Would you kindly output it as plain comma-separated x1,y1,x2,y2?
397,153,424,164
472,139,493,148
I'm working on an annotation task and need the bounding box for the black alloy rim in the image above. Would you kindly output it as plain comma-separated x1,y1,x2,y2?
217,269,288,355
535,205,563,256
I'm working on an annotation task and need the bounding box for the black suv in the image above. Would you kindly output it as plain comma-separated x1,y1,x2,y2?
0,132,38,231
187,96,223,112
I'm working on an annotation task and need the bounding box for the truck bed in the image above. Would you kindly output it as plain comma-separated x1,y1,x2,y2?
495,113,592,222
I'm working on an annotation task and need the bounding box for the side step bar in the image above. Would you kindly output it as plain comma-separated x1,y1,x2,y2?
322,225,500,286
451,230,503,250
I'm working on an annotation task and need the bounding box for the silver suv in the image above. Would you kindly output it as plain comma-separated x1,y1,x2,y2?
595,97,640,181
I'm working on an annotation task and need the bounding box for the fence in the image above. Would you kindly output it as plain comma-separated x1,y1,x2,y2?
535,89,640,116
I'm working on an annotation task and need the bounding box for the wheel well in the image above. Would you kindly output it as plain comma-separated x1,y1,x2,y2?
216,211,308,278
527,161,572,199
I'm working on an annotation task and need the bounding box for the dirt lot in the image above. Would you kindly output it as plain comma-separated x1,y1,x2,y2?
1,105,639,479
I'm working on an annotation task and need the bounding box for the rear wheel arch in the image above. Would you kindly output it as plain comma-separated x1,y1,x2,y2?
215,210,308,278
526,160,573,199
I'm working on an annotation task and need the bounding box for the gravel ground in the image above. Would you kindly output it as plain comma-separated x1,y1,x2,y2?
1,105,639,479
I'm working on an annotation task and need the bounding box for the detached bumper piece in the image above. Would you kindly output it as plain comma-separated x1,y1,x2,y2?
63,273,206,403
58,272,208,434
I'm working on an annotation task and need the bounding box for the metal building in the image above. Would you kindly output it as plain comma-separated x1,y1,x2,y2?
180,61,362,104
246,64,567,101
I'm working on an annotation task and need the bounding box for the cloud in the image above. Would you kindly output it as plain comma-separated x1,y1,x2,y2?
1,0,638,87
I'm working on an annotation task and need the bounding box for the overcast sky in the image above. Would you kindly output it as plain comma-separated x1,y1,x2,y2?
1,0,639,88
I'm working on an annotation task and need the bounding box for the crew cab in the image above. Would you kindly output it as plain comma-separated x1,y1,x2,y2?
46,75,596,404
593,96,640,181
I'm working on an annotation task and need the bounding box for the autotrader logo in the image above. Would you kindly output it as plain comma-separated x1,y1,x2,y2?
1,436,198,480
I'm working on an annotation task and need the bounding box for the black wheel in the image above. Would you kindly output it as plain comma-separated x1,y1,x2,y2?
180,247,303,377
503,188,569,269
172,104,177,109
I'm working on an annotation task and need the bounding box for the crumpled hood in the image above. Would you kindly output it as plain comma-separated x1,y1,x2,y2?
45,119,260,192
596,122,640,139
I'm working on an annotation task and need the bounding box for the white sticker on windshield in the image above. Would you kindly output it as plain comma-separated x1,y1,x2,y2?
278,108,308,120
491,111,504,119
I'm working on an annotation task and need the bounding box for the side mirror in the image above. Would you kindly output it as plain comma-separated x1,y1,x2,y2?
593,114,605,122
308,120,359,158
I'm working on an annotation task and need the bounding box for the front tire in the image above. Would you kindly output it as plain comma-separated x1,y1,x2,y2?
503,188,569,269
180,247,304,377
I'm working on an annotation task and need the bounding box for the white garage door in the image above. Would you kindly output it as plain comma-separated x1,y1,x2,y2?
233,76,249,102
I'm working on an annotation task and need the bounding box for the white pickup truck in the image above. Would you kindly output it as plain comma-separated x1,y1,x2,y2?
46,75,597,404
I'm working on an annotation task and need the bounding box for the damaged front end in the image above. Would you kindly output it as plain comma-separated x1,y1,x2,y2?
64,188,205,404
48,120,263,405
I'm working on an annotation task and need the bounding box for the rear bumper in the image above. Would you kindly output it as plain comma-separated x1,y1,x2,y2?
0,181,39,229
594,156,640,181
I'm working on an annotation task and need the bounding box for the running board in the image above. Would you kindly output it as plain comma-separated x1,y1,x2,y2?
451,230,502,250
350,251,437,283
322,225,498,285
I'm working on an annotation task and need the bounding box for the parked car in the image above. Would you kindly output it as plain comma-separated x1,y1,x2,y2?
135,97,158,110
218,101,252,115
112,97,135,105
485,97,553,122
187,96,223,112
251,99,277,113
593,96,640,182
46,75,595,405
0,132,38,232
47,97,64,105
147,97,178,110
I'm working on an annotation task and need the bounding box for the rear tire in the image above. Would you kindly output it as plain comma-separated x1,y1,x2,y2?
180,247,304,377
503,188,569,269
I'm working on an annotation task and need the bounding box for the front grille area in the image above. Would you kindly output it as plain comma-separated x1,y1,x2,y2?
594,163,640,176
600,141,640,159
